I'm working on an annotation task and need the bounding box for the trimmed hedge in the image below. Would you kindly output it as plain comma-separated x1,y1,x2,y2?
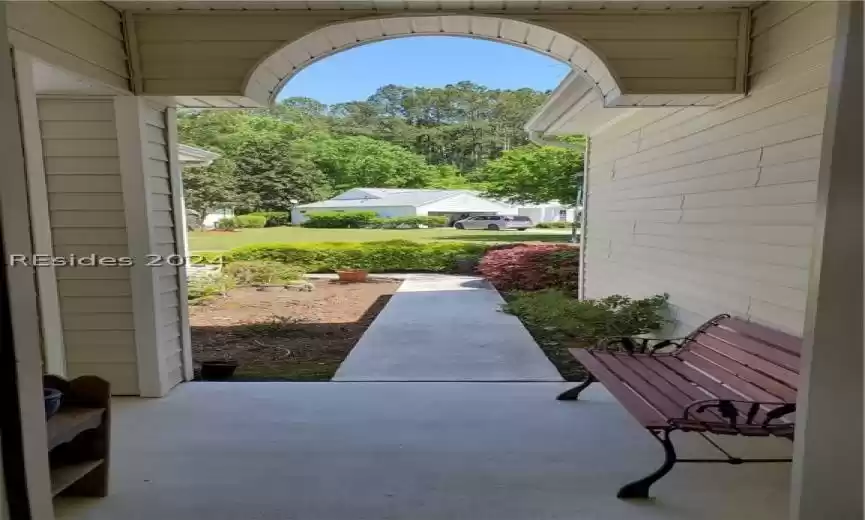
246,211,291,227
477,243,580,293
301,211,378,228
536,221,573,229
369,215,449,229
215,217,238,230
198,240,490,273
235,215,267,228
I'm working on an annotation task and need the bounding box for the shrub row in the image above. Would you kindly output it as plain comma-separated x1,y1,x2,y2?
223,261,304,285
198,240,490,273
301,211,378,228
215,215,267,230
368,215,449,229
245,211,291,227
535,221,573,229
477,243,580,293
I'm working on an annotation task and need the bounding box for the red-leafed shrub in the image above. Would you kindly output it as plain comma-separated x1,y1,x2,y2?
477,244,579,293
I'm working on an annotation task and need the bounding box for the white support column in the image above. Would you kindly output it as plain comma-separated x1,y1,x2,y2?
0,4,55,518
165,107,194,381
12,50,66,378
115,96,171,397
790,3,863,520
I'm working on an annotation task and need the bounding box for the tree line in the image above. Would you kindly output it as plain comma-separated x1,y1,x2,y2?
178,81,584,219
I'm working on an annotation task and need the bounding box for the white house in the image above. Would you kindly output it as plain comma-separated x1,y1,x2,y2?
177,144,234,228
292,188,574,225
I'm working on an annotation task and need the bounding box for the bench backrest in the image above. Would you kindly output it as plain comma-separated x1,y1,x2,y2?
679,316,802,405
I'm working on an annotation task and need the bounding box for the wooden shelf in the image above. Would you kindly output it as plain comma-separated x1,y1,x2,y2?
44,375,111,498
51,459,105,497
47,408,105,450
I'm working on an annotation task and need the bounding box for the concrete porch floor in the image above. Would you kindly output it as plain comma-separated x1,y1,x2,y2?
56,382,792,520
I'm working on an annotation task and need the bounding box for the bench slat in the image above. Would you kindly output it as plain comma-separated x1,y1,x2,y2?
615,356,726,426
695,334,799,388
570,349,667,429
655,356,774,429
719,317,802,355
681,348,797,403
594,354,687,421
704,326,800,373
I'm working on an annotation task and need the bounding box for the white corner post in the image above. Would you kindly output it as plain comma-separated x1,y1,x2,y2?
12,50,67,378
790,3,863,520
0,5,55,518
114,96,171,397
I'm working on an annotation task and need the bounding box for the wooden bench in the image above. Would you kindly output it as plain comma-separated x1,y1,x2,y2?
560,314,800,499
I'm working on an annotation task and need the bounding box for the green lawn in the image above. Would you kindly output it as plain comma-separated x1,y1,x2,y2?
189,227,572,251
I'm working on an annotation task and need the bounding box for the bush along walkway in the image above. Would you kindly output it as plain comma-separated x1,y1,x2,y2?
333,274,563,382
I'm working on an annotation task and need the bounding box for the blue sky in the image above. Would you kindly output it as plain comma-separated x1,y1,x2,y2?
277,36,569,105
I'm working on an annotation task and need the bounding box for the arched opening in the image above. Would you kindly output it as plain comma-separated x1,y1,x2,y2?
243,15,620,107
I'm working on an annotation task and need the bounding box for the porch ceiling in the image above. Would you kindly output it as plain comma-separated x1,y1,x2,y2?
55,382,792,520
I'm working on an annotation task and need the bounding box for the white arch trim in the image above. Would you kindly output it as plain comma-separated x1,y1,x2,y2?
243,15,621,107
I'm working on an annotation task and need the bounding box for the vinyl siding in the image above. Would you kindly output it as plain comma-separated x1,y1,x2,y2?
583,2,836,337
144,103,185,390
6,2,128,91
38,97,138,394
131,10,745,102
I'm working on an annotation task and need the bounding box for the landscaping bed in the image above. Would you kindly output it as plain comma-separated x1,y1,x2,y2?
189,279,399,381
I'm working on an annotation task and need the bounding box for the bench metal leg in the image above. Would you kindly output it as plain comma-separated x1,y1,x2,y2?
556,374,596,401
617,430,677,499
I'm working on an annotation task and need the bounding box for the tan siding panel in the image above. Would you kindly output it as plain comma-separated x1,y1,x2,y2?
50,210,127,228
52,228,128,245
40,121,118,139
37,99,115,121
42,139,119,158
60,297,133,314
46,174,122,194
583,0,833,337
43,157,121,175
63,313,135,331
64,343,136,364
49,193,124,211
67,362,139,395
57,279,132,297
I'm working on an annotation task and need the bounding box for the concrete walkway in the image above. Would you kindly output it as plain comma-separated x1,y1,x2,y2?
333,274,563,382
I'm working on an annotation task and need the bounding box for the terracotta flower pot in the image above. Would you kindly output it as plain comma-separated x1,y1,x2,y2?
336,269,369,283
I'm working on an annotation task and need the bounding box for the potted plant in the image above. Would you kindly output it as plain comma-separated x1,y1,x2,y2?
335,259,369,283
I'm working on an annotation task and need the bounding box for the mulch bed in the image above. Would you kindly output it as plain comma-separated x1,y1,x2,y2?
189,280,399,381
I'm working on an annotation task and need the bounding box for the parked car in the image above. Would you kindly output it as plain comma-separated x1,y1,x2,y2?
453,215,534,231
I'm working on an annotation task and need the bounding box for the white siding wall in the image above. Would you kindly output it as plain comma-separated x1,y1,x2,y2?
6,2,128,91
38,97,139,394
144,103,185,389
583,2,837,336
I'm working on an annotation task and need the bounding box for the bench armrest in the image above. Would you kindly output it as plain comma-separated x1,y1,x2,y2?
593,337,690,355
679,399,796,432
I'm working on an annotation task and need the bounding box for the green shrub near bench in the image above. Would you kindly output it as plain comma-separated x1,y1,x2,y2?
197,240,490,273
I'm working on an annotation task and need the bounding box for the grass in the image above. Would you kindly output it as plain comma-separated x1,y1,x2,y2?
189,227,572,251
